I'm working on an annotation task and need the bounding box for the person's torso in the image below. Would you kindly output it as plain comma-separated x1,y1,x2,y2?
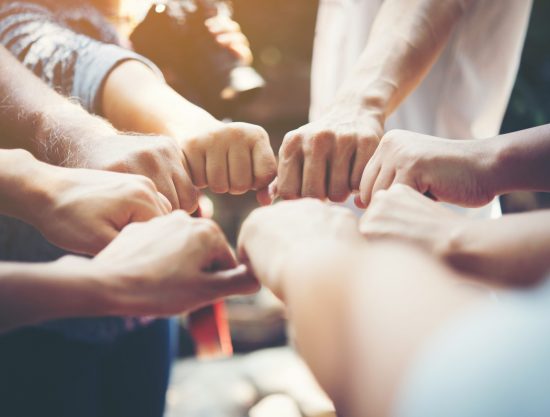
310,0,532,218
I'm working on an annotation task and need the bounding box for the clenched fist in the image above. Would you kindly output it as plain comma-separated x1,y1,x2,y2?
76,133,199,213
358,130,498,208
93,211,260,316
276,112,383,202
179,121,277,197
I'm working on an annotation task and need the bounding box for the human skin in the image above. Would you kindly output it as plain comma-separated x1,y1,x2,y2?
360,184,550,286
275,0,474,202
102,60,276,200
0,45,198,212
357,126,550,207
237,199,493,417
0,148,172,255
0,211,259,334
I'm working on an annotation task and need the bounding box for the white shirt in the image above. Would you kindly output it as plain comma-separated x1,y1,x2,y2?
311,0,532,218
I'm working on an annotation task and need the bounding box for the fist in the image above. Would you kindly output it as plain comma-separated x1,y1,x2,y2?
277,114,382,202
358,130,497,208
80,134,199,213
37,167,171,255
95,211,260,316
181,121,276,196
238,199,362,297
360,184,466,256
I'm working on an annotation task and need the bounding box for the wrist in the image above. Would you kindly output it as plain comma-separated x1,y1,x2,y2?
437,218,479,274
28,256,117,320
0,150,56,224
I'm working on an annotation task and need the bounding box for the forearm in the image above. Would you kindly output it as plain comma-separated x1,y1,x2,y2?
102,60,220,142
443,210,550,285
279,242,482,417
331,0,472,120
0,47,113,164
0,257,113,333
489,125,550,194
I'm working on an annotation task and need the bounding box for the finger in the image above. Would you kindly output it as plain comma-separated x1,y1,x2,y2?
206,149,229,194
350,139,377,191
156,192,172,214
354,194,366,209
251,135,277,190
328,137,356,202
172,170,199,213
371,168,396,197
87,225,119,255
302,151,328,199
256,187,272,206
277,133,303,199
359,156,382,207
228,143,253,195
184,148,207,189
204,264,260,298
129,200,166,223
157,179,180,210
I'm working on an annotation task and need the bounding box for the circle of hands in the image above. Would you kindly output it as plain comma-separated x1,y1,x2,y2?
43,117,491,316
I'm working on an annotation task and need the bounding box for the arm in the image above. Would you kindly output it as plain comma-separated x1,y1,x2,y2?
0,43,197,210
0,1,275,198
102,60,276,197
1,211,258,334
238,199,487,417
0,148,170,255
0,45,113,164
358,125,550,207
360,184,550,285
277,0,473,202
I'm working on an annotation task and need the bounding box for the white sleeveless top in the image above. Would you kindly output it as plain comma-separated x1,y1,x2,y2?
310,0,532,218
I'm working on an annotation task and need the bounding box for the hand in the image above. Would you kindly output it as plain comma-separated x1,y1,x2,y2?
179,121,277,197
205,14,253,65
360,184,468,256
276,111,383,202
238,199,363,298
93,211,260,316
357,130,497,208
33,165,171,256
77,133,199,212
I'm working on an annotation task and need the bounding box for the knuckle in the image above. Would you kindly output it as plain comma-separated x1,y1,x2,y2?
328,189,350,203
210,181,229,194
170,210,191,225
193,219,220,240
277,187,300,200
280,133,303,158
303,131,334,157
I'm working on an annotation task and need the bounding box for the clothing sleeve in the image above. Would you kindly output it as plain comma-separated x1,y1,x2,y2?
0,1,163,115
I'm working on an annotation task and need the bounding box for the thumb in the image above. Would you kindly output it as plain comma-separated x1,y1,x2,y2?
256,187,272,206
157,192,173,214
205,264,260,298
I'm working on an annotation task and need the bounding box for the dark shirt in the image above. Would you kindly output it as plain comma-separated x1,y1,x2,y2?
0,1,163,342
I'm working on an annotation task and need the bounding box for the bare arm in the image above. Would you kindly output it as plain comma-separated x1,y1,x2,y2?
0,258,111,333
443,210,550,286
360,184,550,286
1,211,258,334
0,46,198,211
238,199,486,417
358,125,550,207
0,46,113,165
334,0,472,118
277,0,473,201
102,60,276,197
